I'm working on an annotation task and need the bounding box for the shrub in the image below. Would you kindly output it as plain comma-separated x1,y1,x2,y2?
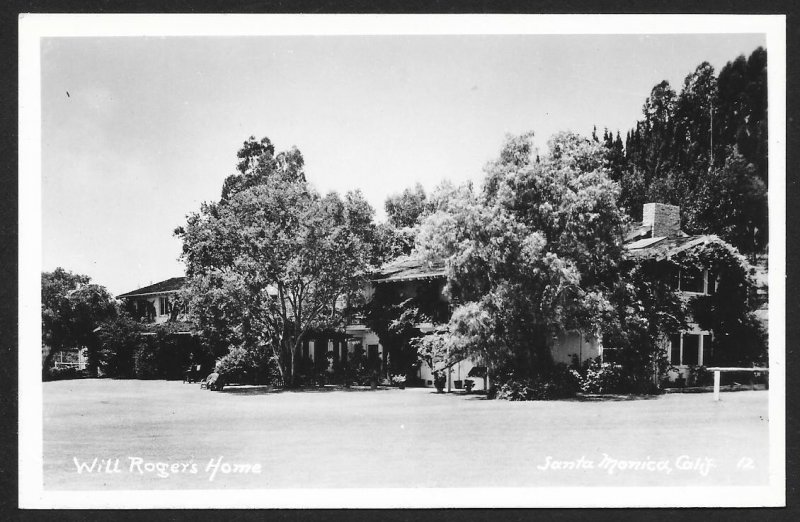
686,365,714,387
573,359,626,394
133,337,162,379
97,314,145,378
490,364,579,401
44,366,87,381
215,344,279,385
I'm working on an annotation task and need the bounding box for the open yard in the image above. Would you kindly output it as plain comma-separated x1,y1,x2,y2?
43,379,770,490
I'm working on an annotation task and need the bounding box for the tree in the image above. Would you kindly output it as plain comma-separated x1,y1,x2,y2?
416,132,626,379
716,47,767,185
682,241,766,367
618,47,768,254
42,268,117,377
95,312,145,378
673,62,718,174
602,260,688,391
384,182,432,229
177,137,372,386
686,147,767,253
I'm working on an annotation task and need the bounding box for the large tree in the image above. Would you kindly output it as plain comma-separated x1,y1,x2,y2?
416,132,626,377
41,268,117,377
619,47,768,253
176,137,373,386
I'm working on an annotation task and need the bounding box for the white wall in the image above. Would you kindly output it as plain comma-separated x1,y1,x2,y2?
550,331,601,365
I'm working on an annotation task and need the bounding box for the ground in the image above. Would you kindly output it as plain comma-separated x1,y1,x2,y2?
43,379,770,490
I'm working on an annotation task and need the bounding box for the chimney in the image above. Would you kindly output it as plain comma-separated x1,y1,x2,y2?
642,203,681,238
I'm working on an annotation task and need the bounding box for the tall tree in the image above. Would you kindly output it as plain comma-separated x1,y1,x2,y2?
177,138,372,386
619,47,768,254
416,132,625,377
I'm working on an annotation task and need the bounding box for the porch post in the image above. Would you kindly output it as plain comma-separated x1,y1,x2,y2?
713,370,721,401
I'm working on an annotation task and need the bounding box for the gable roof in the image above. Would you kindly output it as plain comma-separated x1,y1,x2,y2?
372,256,446,283
117,277,186,298
623,234,744,263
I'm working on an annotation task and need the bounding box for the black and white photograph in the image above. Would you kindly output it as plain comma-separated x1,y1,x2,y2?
18,14,785,508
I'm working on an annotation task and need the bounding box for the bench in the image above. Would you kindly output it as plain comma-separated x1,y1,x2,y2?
705,367,769,401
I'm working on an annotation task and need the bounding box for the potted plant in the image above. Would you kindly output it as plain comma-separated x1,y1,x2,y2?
464,378,475,393
392,374,407,390
433,370,446,393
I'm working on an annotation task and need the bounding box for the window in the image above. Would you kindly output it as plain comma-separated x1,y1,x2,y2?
159,296,170,316
670,334,681,365
707,270,717,294
669,332,710,366
673,268,716,295
682,334,699,365
680,269,705,293
702,334,713,366
601,333,618,363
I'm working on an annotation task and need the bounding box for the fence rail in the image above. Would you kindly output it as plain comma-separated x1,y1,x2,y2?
705,367,769,401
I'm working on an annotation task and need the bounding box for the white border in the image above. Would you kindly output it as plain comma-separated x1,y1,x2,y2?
19,14,786,509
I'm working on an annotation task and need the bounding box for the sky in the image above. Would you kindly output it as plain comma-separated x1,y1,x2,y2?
40,33,766,295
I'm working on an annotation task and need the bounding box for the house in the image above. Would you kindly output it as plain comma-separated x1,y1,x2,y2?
344,256,473,389
117,277,186,324
619,203,757,383
347,203,755,388
116,203,756,388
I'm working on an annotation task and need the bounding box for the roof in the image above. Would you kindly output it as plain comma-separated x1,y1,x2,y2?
373,234,742,283
372,256,446,283
117,277,186,298
623,234,736,262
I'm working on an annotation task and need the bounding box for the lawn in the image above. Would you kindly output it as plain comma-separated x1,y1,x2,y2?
43,379,770,490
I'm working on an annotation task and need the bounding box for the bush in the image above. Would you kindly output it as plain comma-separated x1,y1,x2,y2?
568,357,663,395
134,338,161,379
490,364,579,401
215,345,280,385
573,359,626,394
44,366,87,381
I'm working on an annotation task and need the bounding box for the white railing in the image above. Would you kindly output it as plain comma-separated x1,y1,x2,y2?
705,367,769,401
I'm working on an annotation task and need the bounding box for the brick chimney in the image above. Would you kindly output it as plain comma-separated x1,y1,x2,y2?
642,203,681,238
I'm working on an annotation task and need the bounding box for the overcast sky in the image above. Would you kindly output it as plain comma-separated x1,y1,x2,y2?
40,33,766,295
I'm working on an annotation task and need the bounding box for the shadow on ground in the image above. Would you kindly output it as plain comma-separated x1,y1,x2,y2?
218,384,401,395
453,393,661,402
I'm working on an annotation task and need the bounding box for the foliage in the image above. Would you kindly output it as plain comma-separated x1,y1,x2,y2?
616,47,768,254
687,148,767,255
571,358,627,394
177,136,373,387
384,182,433,229
345,345,379,386
96,314,212,380
600,260,688,392
433,370,447,391
215,345,282,385
373,222,417,263
414,331,464,375
364,282,439,377
43,366,87,381
133,338,160,379
678,240,767,366
96,312,147,378
489,364,579,401
417,131,626,380
42,268,117,377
